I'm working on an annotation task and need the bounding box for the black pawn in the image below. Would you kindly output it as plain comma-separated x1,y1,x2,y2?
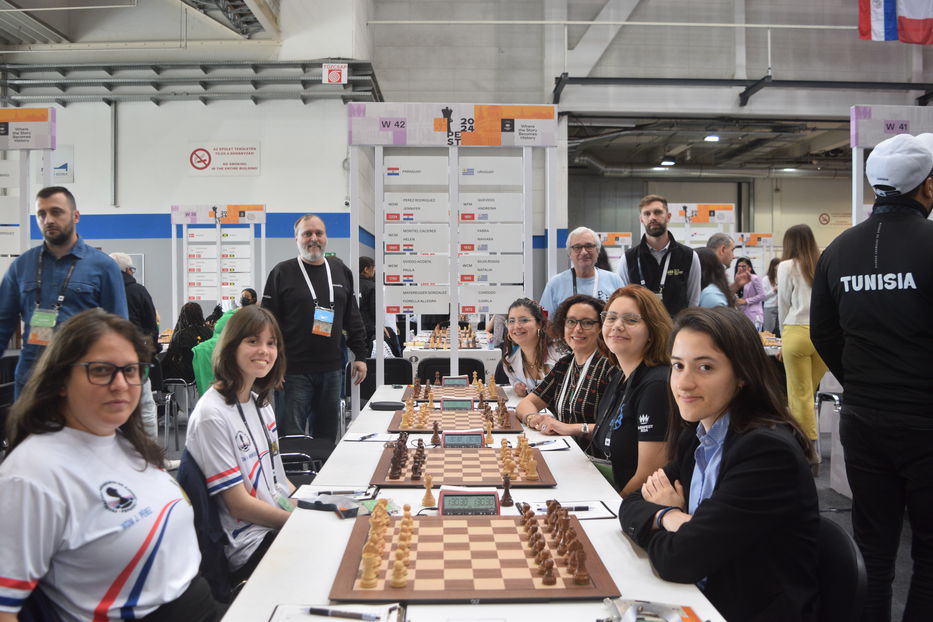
501,473,513,506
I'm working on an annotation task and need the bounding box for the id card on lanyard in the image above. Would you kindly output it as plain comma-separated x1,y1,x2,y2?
28,251,78,346
636,251,671,303
297,257,336,337
554,351,596,422
235,399,293,511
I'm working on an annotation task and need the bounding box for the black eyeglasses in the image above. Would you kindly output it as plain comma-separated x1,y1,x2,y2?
569,243,597,253
565,318,600,330
74,362,153,386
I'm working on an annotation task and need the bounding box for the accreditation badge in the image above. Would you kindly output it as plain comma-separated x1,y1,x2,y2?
27,308,59,346
312,306,335,337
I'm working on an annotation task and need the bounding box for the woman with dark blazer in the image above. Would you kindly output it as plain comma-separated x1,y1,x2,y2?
619,307,819,622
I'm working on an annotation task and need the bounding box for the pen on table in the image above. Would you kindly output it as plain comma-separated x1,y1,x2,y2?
538,505,589,512
529,439,556,447
358,432,377,441
307,607,380,620
316,489,367,496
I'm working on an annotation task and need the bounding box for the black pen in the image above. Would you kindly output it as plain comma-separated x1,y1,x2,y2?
538,505,589,512
529,439,556,447
308,607,379,620
358,433,377,441
315,489,367,496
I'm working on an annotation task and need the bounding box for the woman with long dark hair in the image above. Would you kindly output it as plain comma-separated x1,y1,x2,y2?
734,257,766,330
619,307,819,622
186,305,293,585
515,294,614,444
163,302,215,383
590,286,672,494
0,309,225,621
499,298,561,397
778,224,826,461
696,247,734,308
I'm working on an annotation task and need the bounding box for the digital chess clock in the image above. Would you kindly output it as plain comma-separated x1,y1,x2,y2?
437,490,500,516
440,398,473,411
442,375,469,386
442,432,485,448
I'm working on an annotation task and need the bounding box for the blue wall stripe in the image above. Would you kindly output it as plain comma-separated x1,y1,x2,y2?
29,213,564,248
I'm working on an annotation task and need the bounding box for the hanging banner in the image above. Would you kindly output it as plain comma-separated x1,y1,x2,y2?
670,203,735,224
171,204,265,225
0,108,56,150
349,103,557,147
384,223,448,254
850,105,933,148
384,255,450,285
384,192,449,222
458,255,524,284
384,285,450,315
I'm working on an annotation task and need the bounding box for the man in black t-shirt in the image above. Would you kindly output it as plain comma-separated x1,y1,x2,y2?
262,214,368,442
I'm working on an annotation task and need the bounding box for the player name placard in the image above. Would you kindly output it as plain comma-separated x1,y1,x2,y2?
384,285,450,315
384,155,448,186
460,285,525,314
459,254,523,284
459,156,522,186
459,192,523,222
384,255,450,285
384,223,449,254
384,192,448,223
459,223,523,253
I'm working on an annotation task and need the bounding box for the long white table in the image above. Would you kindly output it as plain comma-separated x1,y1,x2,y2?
223,386,724,622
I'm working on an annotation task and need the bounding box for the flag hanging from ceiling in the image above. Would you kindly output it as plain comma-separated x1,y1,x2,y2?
859,0,933,44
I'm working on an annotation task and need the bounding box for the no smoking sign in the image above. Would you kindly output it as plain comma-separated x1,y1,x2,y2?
190,148,212,170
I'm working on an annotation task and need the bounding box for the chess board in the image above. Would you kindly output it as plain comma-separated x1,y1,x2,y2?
387,409,523,434
329,515,620,603
370,447,557,488
401,384,501,402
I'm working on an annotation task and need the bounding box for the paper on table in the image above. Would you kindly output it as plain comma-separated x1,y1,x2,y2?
528,437,571,451
268,603,406,621
294,484,376,501
343,432,398,442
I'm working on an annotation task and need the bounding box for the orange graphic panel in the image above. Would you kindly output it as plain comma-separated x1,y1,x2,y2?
0,108,49,122
433,118,447,132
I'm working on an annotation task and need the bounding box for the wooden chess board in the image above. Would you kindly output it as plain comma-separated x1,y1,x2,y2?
370,447,557,488
329,515,620,603
387,409,523,434
402,384,501,402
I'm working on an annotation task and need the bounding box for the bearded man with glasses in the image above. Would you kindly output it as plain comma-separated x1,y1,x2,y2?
540,226,622,317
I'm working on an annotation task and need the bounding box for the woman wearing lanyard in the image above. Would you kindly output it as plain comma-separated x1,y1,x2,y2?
589,286,672,494
500,298,562,397
515,294,614,445
186,305,294,585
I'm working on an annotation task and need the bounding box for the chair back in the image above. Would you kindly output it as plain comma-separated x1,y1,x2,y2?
344,359,378,405
494,359,509,385
416,357,486,383
817,517,867,622
384,358,413,385
176,449,234,603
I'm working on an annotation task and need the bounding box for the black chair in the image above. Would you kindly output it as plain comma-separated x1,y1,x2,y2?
416,357,486,384
384,357,413,385
0,353,17,452
494,359,509,385
278,435,332,486
817,517,867,622
149,357,182,451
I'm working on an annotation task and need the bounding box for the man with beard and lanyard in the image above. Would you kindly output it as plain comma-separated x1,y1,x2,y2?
539,226,623,317
811,133,933,622
617,194,700,317
262,214,368,442
0,186,127,398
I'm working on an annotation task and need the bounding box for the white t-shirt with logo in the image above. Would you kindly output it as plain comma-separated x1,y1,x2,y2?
186,387,288,571
0,427,200,622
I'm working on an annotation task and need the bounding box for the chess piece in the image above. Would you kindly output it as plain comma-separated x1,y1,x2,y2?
525,454,540,481
435,371,442,385
501,473,513,506
427,388,434,407
573,549,590,585
360,553,379,588
541,558,557,585
388,559,408,588
484,419,493,446
422,474,436,506
431,420,441,446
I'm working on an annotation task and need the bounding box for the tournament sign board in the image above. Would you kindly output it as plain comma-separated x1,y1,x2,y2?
384,255,450,285
349,103,557,147
850,105,933,148
459,192,523,222
458,255,524,285
670,204,735,224
384,285,450,316
384,223,449,254
459,223,524,253
460,285,525,314
384,192,449,223
0,108,55,150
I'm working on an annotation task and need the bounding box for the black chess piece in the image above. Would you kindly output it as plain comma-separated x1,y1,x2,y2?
501,473,513,506
431,421,442,446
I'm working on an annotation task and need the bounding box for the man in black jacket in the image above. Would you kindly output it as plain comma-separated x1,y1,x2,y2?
617,194,700,316
811,133,933,622
262,214,368,442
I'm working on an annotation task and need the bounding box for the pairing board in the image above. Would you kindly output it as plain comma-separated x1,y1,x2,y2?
329,515,620,603
370,447,556,488
402,385,502,402
387,409,523,434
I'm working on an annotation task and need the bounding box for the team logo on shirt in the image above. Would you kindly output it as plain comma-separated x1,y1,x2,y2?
236,431,251,452
638,413,653,433
99,481,137,513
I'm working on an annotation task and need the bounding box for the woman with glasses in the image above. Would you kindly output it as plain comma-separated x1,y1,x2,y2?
0,309,225,622
185,305,294,585
500,298,561,397
515,294,614,444
590,286,672,494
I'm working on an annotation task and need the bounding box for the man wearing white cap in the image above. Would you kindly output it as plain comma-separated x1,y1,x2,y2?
811,132,933,621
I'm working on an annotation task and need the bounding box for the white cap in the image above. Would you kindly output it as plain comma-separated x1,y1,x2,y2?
866,134,933,197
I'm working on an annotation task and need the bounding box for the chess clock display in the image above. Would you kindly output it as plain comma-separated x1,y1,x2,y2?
437,490,500,516
441,375,469,386
442,432,485,448
440,398,473,411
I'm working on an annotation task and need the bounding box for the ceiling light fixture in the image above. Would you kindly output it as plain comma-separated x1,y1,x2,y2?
704,135,720,142
660,157,676,166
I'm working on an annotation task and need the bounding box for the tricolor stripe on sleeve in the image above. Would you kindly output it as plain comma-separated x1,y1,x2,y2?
205,465,243,495
0,576,38,610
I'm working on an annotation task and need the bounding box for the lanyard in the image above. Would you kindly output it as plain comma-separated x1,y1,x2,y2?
555,351,596,421
297,256,334,308
234,398,280,491
570,267,600,297
612,364,641,430
636,250,671,296
36,249,79,310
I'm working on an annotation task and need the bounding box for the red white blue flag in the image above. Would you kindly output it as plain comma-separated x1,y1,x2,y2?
860,0,933,44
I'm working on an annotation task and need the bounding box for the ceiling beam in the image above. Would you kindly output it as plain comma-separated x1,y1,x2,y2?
242,0,279,38
565,0,641,77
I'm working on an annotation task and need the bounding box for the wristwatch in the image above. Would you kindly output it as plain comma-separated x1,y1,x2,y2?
581,422,589,436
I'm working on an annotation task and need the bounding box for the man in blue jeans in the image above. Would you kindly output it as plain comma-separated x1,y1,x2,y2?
262,214,367,442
